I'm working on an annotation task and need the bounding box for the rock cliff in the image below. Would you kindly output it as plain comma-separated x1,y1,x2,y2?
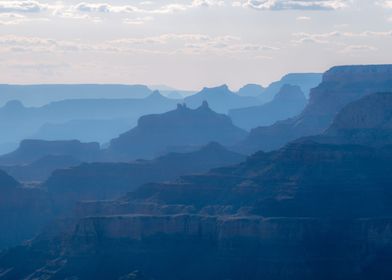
107,102,247,160
236,65,392,154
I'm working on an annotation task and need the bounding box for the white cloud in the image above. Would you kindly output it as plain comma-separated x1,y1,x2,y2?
292,31,342,44
0,33,279,58
0,0,48,13
123,16,153,25
74,3,139,13
296,16,311,20
292,30,392,44
192,0,225,7
71,1,223,15
379,1,392,8
340,44,378,53
0,12,48,25
239,0,350,10
0,13,24,24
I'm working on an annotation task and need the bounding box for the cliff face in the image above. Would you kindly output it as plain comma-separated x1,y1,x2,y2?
0,169,19,190
2,66,392,279
229,84,307,130
307,92,392,147
46,142,244,213
327,92,392,131
107,102,247,160
0,155,81,183
236,65,392,154
3,140,392,279
0,170,53,250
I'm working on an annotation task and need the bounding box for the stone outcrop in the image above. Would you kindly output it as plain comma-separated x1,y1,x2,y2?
236,65,392,154
310,92,392,147
107,102,247,160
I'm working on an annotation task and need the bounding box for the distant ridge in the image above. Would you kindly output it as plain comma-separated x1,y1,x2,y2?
0,139,100,165
185,85,260,113
0,84,153,106
230,84,307,130
0,90,179,154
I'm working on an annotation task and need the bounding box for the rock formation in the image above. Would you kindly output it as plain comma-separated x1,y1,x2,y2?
0,90,178,154
236,65,392,154
229,84,307,130
107,102,247,160
0,170,53,250
0,139,100,165
46,142,245,213
308,92,392,147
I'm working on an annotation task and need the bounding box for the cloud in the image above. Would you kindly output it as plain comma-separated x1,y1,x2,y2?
0,33,279,58
340,44,378,53
292,31,342,44
123,16,153,25
379,1,392,8
0,12,49,25
74,3,139,13
111,33,279,56
192,0,225,7
239,0,350,10
292,30,392,44
0,0,48,13
71,1,222,15
296,16,311,20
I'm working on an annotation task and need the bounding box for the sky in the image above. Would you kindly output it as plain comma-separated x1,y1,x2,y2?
0,0,391,90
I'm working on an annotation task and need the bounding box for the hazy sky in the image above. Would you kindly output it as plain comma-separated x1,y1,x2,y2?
0,0,391,90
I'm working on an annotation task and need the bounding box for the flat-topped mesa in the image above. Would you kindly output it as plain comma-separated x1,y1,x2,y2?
201,84,229,92
306,64,392,117
0,139,100,165
322,64,392,83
